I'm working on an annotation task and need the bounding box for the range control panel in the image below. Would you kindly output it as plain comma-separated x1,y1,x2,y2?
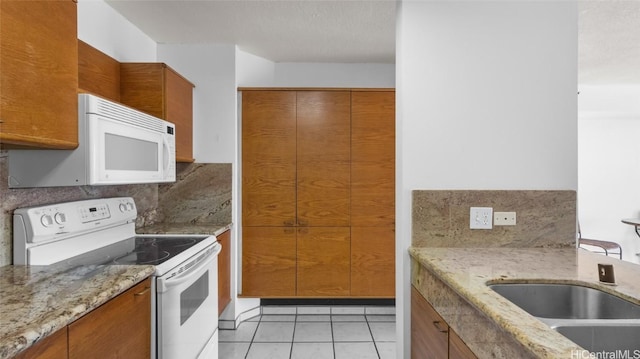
14,197,137,244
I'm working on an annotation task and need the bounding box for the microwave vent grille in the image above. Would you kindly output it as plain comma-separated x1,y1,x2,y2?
93,99,165,133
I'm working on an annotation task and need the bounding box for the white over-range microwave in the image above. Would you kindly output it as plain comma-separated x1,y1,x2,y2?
8,94,176,188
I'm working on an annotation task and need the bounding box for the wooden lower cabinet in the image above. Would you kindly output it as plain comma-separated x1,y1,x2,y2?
242,227,297,296
297,227,350,296
411,286,477,359
217,229,232,315
14,327,68,359
412,286,448,359
449,329,477,359
351,227,395,297
68,279,151,359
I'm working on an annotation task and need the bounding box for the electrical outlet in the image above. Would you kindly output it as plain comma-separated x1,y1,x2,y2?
470,207,493,229
494,211,516,226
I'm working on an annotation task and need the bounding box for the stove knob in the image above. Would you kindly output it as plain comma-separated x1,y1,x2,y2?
119,203,127,212
40,214,54,227
54,212,67,225
126,202,134,211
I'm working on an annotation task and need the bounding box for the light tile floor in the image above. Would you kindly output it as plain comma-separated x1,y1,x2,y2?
219,306,396,359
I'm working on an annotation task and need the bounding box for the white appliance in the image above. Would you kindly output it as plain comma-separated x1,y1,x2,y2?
13,197,219,359
8,94,176,188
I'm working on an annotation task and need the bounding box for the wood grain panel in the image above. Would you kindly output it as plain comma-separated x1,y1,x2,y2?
242,227,296,297
68,279,151,359
411,286,448,359
296,91,351,163
119,63,165,119
14,327,68,359
351,227,395,297
297,160,350,227
351,91,395,227
0,0,78,149
449,329,478,359
297,227,350,296
297,91,351,227
217,230,231,315
78,40,120,102
165,67,194,162
351,161,395,227
242,91,297,227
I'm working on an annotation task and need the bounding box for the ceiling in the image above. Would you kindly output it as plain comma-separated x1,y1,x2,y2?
106,0,640,84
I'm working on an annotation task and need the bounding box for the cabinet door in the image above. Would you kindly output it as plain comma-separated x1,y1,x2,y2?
0,0,78,149
120,63,195,162
411,286,448,359
68,279,151,359
14,328,68,359
351,91,395,227
217,230,232,315
165,67,194,162
242,91,297,227
449,329,478,359
242,227,296,296
296,91,351,227
297,227,350,296
351,227,395,297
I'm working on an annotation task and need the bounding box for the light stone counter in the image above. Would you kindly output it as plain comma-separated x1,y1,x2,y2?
410,247,640,358
138,223,231,237
0,264,154,359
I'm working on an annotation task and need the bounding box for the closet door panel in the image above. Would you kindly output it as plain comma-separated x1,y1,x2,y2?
242,91,297,227
297,227,350,296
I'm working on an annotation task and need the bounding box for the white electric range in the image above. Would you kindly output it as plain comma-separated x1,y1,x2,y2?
13,197,220,359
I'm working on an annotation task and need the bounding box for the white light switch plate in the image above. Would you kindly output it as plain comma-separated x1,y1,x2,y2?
494,211,516,226
470,207,493,229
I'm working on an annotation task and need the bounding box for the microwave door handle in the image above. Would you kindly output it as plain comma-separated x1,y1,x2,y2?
163,138,170,172
157,245,220,292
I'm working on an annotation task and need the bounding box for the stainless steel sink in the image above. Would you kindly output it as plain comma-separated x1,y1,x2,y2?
553,324,640,351
488,283,640,319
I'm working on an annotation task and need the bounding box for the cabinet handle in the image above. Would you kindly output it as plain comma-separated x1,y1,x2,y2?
432,321,448,333
135,287,151,296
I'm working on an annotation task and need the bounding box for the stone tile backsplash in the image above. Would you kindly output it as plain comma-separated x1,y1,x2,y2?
0,152,231,267
412,190,576,248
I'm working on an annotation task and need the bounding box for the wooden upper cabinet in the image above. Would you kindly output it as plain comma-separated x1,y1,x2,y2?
78,40,120,102
0,0,78,149
351,91,395,227
242,91,297,227
120,63,195,162
296,91,351,227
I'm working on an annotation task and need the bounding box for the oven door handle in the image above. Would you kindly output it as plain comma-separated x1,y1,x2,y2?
157,244,220,293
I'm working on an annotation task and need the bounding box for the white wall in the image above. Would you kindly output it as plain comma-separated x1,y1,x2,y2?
158,44,238,164
274,63,395,88
397,1,577,357
578,85,640,263
77,0,156,62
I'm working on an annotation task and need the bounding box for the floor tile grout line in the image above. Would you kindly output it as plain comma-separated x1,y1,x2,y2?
365,314,382,359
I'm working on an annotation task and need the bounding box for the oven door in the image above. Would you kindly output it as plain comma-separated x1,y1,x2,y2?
156,246,219,359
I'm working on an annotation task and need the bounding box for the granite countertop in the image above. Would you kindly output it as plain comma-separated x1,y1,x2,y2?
138,223,232,237
409,247,640,357
0,264,154,359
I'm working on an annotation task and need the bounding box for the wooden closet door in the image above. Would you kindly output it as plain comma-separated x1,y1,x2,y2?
296,91,351,227
242,91,297,227
351,91,395,227
297,227,350,296
351,227,395,297
242,227,296,297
